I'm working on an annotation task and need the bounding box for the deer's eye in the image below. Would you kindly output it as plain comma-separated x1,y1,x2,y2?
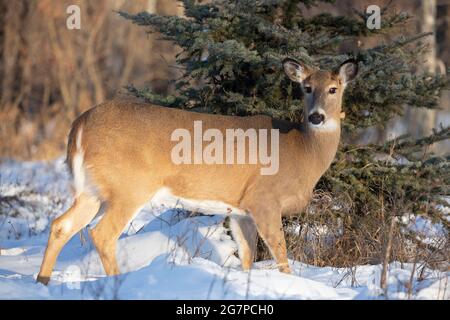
304,86,312,94
329,87,337,94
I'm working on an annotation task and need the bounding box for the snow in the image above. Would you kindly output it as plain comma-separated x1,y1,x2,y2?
0,158,448,300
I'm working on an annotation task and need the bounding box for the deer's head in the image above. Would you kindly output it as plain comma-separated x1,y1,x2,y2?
283,58,358,131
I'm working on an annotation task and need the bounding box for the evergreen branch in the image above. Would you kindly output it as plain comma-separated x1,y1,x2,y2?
379,126,450,156
126,85,186,108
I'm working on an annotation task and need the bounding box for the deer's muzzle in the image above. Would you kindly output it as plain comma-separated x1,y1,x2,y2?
308,112,325,125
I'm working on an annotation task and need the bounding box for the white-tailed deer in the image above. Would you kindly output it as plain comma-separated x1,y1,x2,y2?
37,58,358,285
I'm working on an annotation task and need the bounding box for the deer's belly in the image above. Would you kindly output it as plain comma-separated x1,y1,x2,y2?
151,187,246,216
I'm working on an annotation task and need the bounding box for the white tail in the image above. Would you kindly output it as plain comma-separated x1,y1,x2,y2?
37,58,358,285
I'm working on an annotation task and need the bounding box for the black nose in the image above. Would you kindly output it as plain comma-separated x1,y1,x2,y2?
308,112,325,125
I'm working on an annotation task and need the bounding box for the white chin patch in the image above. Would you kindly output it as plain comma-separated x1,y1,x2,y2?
309,119,339,132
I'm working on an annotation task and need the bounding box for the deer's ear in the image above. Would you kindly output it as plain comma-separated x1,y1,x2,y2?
338,59,358,85
282,58,311,83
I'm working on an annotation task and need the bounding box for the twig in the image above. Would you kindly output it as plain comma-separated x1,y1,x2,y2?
380,216,396,294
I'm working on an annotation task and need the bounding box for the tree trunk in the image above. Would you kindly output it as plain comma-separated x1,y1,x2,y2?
406,0,437,139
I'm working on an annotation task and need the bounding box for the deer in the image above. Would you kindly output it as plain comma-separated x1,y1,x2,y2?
36,58,358,285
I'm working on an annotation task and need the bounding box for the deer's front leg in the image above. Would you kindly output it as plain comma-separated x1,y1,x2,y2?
255,213,290,273
241,197,291,273
229,216,258,270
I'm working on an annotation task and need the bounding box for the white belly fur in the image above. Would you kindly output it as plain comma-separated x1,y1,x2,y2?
151,187,246,216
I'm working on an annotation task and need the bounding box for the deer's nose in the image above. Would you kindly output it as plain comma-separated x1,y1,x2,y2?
308,112,325,125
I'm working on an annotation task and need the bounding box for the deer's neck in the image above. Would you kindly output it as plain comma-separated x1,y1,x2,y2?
294,121,341,177
308,128,340,170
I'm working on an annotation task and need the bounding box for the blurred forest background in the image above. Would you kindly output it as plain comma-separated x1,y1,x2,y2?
0,0,449,160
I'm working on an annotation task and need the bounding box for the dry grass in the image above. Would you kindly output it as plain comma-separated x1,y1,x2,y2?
254,190,449,271
0,0,182,160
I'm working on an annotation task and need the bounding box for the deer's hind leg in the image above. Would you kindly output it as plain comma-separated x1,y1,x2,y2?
89,194,148,276
37,193,101,285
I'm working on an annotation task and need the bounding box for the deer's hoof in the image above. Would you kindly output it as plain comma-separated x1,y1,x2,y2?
278,264,292,274
36,275,50,286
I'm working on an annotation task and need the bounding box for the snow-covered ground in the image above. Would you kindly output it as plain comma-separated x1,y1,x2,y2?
0,158,448,300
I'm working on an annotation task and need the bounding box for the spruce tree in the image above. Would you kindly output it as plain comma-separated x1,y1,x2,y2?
120,0,449,266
